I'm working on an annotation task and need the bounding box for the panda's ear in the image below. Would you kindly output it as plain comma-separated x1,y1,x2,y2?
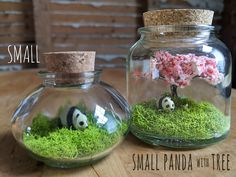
164,99,168,103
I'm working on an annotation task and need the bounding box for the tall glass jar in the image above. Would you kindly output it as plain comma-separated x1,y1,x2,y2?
127,25,231,148
12,70,130,168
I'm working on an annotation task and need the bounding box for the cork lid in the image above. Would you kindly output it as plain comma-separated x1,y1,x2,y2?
143,9,214,26
44,51,96,73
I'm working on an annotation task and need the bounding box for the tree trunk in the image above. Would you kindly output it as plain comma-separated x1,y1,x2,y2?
170,85,178,97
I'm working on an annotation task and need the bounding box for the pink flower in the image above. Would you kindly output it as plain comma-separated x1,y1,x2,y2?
153,51,224,87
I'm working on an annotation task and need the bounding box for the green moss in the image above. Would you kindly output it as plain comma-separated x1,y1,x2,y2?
131,97,230,140
23,113,128,160
30,113,59,136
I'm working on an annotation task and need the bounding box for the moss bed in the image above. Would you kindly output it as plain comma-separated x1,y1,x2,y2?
131,97,230,140
23,113,128,160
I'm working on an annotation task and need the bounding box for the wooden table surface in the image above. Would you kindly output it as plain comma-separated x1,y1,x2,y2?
0,69,235,177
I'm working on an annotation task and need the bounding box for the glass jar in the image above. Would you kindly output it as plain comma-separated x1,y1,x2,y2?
11,70,130,168
127,25,231,148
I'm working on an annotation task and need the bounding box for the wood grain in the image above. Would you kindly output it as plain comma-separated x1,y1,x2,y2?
0,69,235,177
53,45,129,55
51,26,137,35
52,36,135,46
0,0,35,70
0,13,33,23
33,0,52,66
65,0,139,3
51,14,142,25
0,1,32,11
0,35,35,43
49,2,143,14
0,24,34,36
31,0,145,64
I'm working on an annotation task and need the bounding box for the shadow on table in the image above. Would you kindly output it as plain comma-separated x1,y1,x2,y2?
0,131,94,177
0,131,42,176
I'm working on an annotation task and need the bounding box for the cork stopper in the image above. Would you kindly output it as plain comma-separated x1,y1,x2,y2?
44,51,95,73
143,9,214,26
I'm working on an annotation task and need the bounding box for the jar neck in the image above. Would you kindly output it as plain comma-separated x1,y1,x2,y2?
139,25,215,43
38,70,101,88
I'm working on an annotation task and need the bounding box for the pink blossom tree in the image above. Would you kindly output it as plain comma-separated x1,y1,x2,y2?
152,51,224,97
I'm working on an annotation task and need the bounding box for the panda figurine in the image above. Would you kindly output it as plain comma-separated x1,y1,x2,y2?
158,96,175,111
60,106,88,130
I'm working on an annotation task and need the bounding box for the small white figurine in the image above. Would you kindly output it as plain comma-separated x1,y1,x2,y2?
26,126,31,136
158,96,175,111
93,104,119,133
60,106,88,130
183,104,189,110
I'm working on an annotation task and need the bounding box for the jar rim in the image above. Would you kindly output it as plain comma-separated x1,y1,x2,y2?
38,70,102,79
38,70,102,87
138,25,214,34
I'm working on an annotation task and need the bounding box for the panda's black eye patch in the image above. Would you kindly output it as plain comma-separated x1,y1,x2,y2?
79,121,84,126
164,99,168,102
166,105,170,108
76,113,80,118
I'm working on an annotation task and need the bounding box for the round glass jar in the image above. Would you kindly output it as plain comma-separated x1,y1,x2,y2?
127,25,231,148
11,70,130,168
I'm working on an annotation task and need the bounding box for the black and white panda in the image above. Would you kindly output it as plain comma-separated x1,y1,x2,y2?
158,96,175,111
60,106,88,130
